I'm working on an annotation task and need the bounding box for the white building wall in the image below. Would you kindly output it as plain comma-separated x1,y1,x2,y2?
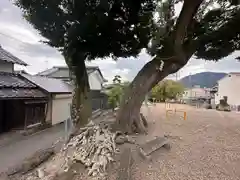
215,75,240,106
88,71,102,90
0,61,13,72
45,99,52,123
51,94,72,125
182,87,210,99
47,69,103,90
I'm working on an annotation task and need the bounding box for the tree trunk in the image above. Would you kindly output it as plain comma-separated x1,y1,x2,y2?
69,55,91,133
115,57,188,134
71,80,91,128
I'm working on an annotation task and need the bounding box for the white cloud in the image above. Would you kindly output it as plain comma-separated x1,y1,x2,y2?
0,22,43,44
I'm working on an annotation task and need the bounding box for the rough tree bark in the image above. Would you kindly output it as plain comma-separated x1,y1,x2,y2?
115,57,188,134
68,53,91,133
116,0,203,134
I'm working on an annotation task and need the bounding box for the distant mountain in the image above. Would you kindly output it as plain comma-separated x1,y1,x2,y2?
179,72,227,88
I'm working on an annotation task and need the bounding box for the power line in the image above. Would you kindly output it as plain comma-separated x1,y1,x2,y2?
0,32,27,44
0,31,50,69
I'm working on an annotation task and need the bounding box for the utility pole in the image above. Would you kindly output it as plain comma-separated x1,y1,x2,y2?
45,60,49,69
189,73,192,101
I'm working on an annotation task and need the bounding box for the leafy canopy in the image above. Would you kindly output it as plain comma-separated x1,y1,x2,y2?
15,0,240,69
149,0,240,61
15,0,155,61
113,75,122,84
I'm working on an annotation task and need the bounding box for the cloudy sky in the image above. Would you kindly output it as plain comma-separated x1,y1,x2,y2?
1,0,240,82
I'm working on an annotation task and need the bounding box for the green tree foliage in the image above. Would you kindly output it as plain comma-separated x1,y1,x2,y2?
107,78,129,111
165,80,184,99
15,0,155,60
148,0,240,62
151,80,184,101
107,85,124,111
113,75,122,84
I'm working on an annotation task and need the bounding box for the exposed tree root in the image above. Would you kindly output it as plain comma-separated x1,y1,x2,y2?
132,113,148,134
69,125,117,177
17,123,133,180
140,113,148,128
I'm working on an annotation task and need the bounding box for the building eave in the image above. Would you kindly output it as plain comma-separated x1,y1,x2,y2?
0,46,28,66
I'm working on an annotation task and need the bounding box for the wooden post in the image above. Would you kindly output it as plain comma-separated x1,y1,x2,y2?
43,101,48,124
166,110,170,120
24,105,28,130
184,111,187,120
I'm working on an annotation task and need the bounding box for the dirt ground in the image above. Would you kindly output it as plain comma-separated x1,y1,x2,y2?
132,103,240,180
11,104,240,180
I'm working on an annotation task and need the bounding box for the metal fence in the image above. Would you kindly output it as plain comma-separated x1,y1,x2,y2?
230,105,240,112
184,98,209,108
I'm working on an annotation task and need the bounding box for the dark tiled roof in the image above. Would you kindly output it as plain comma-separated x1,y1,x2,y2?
0,46,28,66
0,72,35,88
0,89,46,98
21,74,73,93
0,72,47,99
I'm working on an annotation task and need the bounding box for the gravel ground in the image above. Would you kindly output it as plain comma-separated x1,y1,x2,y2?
13,104,240,180
73,103,240,180
132,103,240,180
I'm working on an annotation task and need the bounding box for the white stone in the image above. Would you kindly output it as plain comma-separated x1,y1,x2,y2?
37,168,45,178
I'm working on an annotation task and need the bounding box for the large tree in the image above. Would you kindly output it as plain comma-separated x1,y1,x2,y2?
15,0,155,130
116,0,240,133
15,0,240,133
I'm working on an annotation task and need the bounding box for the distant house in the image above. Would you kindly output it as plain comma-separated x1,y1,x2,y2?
214,73,240,110
37,66,107,90
14,70,29,74
0,45,83,134
181,85,211,101
102,83,127,93
37,66,109,110
20,73,73,125
0,46,48,134
0,45,27,72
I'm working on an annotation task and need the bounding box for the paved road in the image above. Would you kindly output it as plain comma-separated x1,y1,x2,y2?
0,124,65,173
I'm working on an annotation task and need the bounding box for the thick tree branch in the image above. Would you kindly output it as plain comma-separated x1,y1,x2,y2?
173,0,203,59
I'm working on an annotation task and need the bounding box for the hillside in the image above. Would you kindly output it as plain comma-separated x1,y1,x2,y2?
179,72,226,88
